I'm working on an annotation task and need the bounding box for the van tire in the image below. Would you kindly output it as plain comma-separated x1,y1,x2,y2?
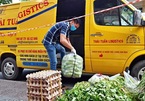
1,58,23,80
131,60,145,80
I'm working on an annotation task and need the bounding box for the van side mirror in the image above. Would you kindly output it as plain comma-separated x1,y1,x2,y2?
141,13,145,26
134,10,142,26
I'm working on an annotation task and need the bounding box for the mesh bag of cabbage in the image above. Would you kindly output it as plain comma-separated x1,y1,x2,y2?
61,53,83,78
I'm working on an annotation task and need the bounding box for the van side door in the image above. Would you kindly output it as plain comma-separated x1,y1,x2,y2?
16,0,57,69
89,0,144,74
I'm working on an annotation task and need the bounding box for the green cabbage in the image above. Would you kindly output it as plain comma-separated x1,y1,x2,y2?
61,53,83,78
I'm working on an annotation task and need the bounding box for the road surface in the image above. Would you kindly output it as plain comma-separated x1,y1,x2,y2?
0,69,93,101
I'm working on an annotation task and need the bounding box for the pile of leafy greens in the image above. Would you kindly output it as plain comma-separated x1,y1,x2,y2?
132,73,145,101
57,76,133,101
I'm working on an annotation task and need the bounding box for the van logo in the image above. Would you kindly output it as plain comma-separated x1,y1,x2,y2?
18,0,49,19
126,34,140,44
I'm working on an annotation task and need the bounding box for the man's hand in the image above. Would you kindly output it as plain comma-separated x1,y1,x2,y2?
71,48,76,54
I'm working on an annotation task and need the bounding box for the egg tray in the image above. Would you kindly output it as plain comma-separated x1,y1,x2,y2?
27,86,62,95
27,93,62,101
26,70,62,101
27,74,61,82
26,70,61,80
27,78,61,87
27,86,62,101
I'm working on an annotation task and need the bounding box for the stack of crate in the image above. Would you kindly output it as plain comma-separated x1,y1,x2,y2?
26,70,62,101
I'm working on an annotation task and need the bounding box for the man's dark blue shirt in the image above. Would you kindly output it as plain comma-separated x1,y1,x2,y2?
42,21,70,45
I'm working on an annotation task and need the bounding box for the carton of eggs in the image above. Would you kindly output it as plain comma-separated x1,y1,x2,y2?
26,70,62,101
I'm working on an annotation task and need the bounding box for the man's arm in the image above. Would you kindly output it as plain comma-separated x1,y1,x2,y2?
60,34,73,50
67,37,71,44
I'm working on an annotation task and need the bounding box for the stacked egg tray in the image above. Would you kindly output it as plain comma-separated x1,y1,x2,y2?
26,70,62,101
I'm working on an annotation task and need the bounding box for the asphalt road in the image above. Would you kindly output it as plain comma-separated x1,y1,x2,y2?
0,69,38,101
0,69,93,101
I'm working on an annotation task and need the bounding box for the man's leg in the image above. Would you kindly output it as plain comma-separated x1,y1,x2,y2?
55,43,66,60
44,44,57,70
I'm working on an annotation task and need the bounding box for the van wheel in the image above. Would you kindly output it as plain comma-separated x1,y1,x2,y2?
1,58,23,80
131,60,145,80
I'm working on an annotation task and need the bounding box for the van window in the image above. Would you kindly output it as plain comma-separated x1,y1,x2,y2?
120,6,134,25
93,0,134,26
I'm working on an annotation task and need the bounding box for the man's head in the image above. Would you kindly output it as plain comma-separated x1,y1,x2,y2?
69,18,80,31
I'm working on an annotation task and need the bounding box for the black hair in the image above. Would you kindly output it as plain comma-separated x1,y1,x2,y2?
72,18,80,24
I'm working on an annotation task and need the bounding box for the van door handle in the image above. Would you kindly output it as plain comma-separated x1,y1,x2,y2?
90,32,103,37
